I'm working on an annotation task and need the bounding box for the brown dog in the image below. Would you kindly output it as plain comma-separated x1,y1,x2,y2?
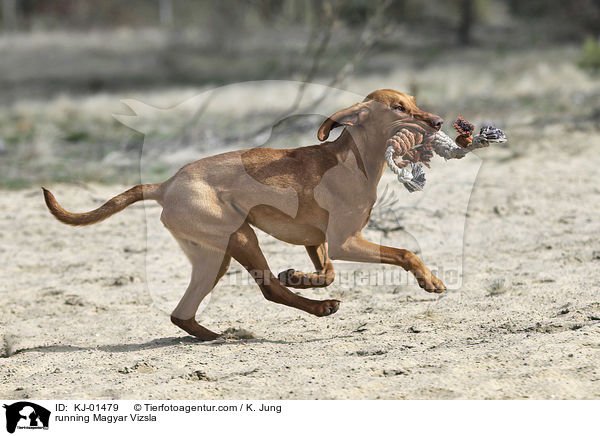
43,89,445,340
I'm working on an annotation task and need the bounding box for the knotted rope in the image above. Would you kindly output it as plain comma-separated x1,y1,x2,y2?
385,118,506,192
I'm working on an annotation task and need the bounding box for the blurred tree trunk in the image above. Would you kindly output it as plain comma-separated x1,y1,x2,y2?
283,0,296,22
2,0,17,32
457,0,473,45
159,0,174,26
207,1,247,52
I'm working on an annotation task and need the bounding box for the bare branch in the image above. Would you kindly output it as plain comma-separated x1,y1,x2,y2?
225,0,393,144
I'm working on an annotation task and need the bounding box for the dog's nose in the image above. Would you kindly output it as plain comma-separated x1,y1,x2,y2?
430,117,444,130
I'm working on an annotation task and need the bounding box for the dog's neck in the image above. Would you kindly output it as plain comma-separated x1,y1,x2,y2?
332,128,388,187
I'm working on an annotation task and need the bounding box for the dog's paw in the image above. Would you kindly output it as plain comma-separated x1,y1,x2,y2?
427,276,446,293
415,270,446,294
312,299,341,317
170,316,221,341
278,268,297,286
278,268,332,288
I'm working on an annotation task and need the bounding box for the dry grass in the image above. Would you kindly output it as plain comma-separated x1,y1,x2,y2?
486,279,509,296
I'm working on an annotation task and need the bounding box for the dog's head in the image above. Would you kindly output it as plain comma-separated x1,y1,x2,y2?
317,89,443,145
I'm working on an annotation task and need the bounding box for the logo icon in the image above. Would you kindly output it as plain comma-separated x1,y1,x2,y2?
3,402,50,433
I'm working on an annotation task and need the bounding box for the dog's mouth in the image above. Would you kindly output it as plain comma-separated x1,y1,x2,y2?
385,128,436,169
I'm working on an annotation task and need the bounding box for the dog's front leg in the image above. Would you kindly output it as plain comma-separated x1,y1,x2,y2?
278,243,335,289
329,234,445,293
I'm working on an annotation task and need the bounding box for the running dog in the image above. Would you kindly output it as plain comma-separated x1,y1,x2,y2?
43,89,445,340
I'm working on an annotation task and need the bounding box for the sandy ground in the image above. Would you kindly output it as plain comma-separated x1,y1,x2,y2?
1,124,600,399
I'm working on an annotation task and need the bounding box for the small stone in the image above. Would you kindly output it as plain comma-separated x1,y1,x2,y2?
383,369,408,376
493,205,506,216
111,276,131,286
187,370,211,381
0,336,15,358
221,328,255,340
64,295,85,306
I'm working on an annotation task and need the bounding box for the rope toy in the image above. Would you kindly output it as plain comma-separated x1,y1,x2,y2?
385,118,506,192
453,117,474,147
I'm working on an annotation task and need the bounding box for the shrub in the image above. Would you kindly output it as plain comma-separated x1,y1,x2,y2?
578,37,600,74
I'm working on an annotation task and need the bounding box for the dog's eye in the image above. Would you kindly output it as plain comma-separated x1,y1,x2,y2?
393,105,405,112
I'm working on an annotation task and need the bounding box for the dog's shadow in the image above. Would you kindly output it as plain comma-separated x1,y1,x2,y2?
9,334,351,356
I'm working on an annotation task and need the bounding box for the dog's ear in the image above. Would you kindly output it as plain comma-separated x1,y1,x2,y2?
317,102,370,141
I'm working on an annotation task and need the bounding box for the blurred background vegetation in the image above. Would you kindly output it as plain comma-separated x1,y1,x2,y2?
0,0,599,188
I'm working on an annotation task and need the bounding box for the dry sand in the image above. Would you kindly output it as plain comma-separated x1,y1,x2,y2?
1,123,600,400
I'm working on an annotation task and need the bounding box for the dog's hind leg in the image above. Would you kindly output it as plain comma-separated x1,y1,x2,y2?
228,223,340,317
170,237,232,340
278,243,335,289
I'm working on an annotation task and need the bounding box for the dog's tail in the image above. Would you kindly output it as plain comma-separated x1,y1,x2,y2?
42,183,162,226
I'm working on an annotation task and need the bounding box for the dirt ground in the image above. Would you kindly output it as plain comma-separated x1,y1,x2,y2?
1,120,600,399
